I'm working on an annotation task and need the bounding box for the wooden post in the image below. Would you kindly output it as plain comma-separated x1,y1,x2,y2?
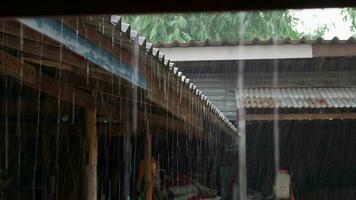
144,126,152,200
85,108,97,200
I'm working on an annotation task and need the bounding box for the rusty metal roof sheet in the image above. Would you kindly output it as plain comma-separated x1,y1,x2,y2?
154,37,356,48
236,88,356,108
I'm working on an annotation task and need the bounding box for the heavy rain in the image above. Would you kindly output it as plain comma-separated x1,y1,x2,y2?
1,8,356,200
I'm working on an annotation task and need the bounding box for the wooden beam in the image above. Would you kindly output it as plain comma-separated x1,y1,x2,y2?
0,32,130,88
22,56,127,87
85,107,97,200
60,17,132,66
0,123,83,137
0,50,95,109
0,29,86,70
313,44,356,57
72,17,234,136
246,113,356,121
1,26,201,134
0,97,189,136
1,20,61,47
2,20,142,98
0,98,75,116
0,23,138,104
62,17,208,134
2,19,234,137
18,18,147,88
1,21,140,92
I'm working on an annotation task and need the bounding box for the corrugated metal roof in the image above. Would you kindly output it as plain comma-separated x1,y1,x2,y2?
236,88,356,108
154,37,356,48
86,15,236,131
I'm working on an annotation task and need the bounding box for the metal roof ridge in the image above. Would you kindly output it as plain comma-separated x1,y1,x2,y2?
112,15,237,132
153,37,356,48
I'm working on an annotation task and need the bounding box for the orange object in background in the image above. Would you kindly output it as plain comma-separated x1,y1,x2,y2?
137,157,159,199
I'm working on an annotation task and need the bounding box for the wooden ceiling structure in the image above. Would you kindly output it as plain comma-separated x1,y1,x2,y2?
0,16,235,199
0,16,235,138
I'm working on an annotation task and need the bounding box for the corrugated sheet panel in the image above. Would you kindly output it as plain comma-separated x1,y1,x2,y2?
154,37,356,48
236,88,356,108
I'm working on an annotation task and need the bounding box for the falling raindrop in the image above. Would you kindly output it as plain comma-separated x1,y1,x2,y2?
236,12,247,200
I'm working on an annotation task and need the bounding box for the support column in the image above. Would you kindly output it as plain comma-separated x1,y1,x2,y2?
144,127,152,200
85,108,97,200
238,111,247,200
238,122,247,200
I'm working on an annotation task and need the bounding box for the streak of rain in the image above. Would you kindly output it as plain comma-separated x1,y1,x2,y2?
0,11,355,200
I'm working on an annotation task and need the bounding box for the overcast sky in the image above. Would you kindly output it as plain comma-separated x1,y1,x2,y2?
293,8,353,39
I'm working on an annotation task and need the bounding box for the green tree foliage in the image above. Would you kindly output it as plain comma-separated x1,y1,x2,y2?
302,24,330,40
122,11,303,43
341,8,356,34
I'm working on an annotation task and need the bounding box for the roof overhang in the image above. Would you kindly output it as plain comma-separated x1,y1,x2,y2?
19,17,148,89
1,16,237,136
159,45,313,61
157,40,356,61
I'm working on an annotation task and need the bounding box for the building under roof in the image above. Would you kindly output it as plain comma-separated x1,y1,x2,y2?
156,38,356,122
156,38,356,199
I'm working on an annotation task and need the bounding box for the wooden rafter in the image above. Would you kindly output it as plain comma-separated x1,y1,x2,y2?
0,18,234,137
0,50,96,109
61,17,208,133
0,50,199,135
77,16,234,135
